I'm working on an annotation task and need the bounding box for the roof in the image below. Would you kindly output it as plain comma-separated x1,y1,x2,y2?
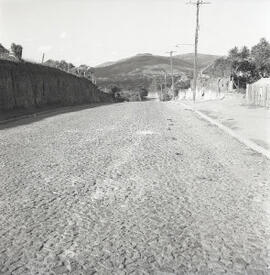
252,78,270,87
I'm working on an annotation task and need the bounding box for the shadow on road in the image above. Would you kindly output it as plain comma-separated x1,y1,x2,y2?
0,102,114,130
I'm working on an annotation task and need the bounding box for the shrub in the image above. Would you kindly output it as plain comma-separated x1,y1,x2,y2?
11,43,23,60
158,88,173,101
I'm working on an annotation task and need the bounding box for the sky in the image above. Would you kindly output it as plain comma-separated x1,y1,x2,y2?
0,0,270,67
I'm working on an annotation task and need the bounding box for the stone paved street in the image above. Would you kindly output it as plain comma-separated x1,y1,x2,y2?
0,101,270,274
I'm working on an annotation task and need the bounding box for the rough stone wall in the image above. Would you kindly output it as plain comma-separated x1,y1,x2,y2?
0,60,112,111
197,76,230,94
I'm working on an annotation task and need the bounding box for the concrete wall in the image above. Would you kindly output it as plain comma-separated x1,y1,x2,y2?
0,60,112,111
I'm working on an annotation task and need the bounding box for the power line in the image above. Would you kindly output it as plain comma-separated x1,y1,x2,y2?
176,43,194,48
187,0,211,102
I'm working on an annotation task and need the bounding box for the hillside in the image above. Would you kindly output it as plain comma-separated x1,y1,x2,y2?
95,53,220,90
95,54,193,77
175,53,221,68
95,61,115,68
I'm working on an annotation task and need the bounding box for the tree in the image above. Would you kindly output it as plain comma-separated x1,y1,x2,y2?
77,64,93,78
44,59,59,68
228,45,257,88
134,85,148,99
233,59,258,88
67,63,75,72
107,85,122,101
58,60,69,71
239,46,250,60
11,43,23,60
175,79,190,90
205,57,232,78
251,38,270,77
228,46,240,61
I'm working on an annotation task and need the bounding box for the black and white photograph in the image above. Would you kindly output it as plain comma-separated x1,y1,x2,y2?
0,0,270,274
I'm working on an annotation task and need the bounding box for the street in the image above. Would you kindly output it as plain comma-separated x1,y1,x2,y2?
0,101,270,274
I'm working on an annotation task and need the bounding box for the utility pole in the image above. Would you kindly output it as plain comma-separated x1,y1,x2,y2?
166,51,176,96
160,69,167,89
41,53,45,64
187,0,211,102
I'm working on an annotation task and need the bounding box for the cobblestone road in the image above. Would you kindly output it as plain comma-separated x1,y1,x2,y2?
1,101,270,274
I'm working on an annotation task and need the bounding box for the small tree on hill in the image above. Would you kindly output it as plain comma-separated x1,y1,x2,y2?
11,43,23,60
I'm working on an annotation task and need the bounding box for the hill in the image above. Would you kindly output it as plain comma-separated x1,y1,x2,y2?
95,53,220,90
175,53,221,68
95,61,115,68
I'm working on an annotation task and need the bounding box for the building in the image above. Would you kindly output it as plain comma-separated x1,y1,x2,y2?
246,78,270,107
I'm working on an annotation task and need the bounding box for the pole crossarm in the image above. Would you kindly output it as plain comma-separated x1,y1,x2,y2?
165,51,177,55
186,0,211,5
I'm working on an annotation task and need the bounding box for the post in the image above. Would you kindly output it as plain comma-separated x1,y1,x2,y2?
166,51,176,98
193,1,200,102
41,53,45,64
246,84,249,105
188,0,211,102
266,85,270,108
170,51,174,96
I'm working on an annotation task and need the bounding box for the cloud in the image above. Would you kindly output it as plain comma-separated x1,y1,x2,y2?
38,45,52,53
60,32,67,39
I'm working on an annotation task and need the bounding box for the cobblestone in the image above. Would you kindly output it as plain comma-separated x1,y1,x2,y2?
0,101,270,274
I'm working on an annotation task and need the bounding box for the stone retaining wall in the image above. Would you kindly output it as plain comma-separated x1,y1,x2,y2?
0,60,112,111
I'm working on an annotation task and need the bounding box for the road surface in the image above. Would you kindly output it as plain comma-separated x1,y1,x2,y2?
0,101,270,274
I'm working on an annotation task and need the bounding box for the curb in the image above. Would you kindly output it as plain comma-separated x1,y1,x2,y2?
178,102,270,160
0,113,40,125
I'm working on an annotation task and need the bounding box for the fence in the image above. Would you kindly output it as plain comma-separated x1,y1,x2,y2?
246,83,270,108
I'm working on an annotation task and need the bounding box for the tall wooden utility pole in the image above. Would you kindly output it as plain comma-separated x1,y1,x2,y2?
160,69,167,89
41,53,45,64
166,51,176,95
188,0,211,102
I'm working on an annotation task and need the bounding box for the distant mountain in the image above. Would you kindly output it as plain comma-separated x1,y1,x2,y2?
95,61,116,68
175,53,221,68
95,53,220,90
95,53,155,68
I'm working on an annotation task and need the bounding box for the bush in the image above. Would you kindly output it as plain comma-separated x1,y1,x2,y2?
158,88,173,101
11,43,23,60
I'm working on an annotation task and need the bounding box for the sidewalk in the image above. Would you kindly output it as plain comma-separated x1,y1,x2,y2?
177,93,270,155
